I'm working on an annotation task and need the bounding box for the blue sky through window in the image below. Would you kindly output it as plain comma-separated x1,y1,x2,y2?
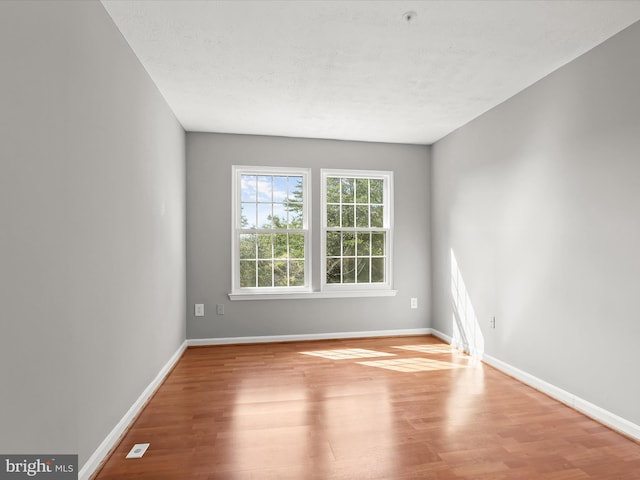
241,175,303,229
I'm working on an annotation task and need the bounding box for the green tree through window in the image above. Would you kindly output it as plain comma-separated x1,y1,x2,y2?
234,167,310,291
323,170,392,289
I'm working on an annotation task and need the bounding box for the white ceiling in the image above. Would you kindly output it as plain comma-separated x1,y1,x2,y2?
101,1,640,145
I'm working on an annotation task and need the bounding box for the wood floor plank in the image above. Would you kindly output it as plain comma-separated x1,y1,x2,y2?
93,336,640,479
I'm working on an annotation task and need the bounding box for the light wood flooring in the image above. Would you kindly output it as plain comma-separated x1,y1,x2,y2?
94,335,640,479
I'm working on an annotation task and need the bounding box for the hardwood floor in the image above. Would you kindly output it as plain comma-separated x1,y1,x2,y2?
94,336,640,479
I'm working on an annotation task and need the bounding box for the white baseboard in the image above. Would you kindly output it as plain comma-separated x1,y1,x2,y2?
187,328,432,346
80,328,429,478
78,340,188,480
482,352,640,442
429,329,453,345
85,328,640,480
430,329,640,442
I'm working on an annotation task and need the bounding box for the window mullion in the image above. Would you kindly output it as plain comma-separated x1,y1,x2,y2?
254,232,258,288
286,232,290,287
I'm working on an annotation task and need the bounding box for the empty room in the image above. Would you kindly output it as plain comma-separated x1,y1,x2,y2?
1,1,640,479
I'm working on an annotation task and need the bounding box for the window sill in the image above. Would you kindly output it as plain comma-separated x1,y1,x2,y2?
228,290,398,301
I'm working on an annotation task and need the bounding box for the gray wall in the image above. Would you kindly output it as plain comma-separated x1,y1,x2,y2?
431,22,640,425
187,133,430,339
0,0,186,466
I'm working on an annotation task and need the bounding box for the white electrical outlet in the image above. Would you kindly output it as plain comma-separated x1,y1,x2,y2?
216,304,224,315
126,443,150,459
195,304,204,317
410,298,418,309
489,316,496,329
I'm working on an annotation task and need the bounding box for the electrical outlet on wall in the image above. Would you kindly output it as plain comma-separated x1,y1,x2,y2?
410,298,418,309
195,304,204,317
489,316,496,329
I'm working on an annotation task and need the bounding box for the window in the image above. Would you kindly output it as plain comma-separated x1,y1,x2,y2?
232,166,311,293
231,166,395,300
321,169,393,291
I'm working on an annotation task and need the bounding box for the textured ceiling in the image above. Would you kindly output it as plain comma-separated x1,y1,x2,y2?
101,1,640,145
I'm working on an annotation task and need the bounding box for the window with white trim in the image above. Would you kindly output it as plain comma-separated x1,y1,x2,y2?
321,169,393,290
232,166,311,293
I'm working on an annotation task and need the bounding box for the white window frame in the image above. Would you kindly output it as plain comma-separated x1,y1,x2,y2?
320,169,394,292
231,165,311,295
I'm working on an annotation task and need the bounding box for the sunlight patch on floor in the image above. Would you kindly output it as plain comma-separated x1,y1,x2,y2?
393,344,454,354
358,357,465,372
300,348,395,360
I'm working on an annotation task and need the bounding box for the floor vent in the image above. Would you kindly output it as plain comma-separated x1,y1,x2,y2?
125,443,150,459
